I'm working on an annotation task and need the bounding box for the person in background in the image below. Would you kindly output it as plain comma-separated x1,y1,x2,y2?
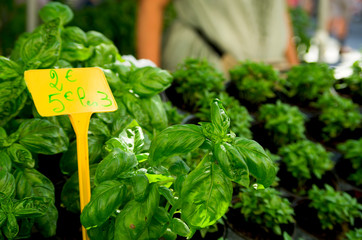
137,0,299,78
328,0,355,54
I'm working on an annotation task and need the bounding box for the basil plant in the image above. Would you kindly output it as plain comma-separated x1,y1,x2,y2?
80,99,276,239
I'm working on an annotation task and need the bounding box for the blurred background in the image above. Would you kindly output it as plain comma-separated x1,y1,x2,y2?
0,0,361,76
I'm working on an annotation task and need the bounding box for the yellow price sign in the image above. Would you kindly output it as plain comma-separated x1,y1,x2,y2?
24,67,117,116
25,67,118,240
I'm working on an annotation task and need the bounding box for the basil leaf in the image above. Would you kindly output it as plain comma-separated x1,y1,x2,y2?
17,119,69,155
170,218,190,237
13,197,51,218
0,170,15,200
210,99,230,136
39,2,73,25
139,95,168,131
181,156,232,228
61,164,97,213
0,57,22,80
3,213,19,240
128,67,172,97
0,78,27,127
60,135,103,175
34,203,58,237
86,43,118,67
138,208,170,240
95,149,137,184
7,144,34,169
166,157,190,177
0,151,12,172
214,142,249,187
118,124,145,154
114,183,160,240
86,31,112,46
131,174,149,201
0,210,6,227
13,168,54,200
21,18,61,69
149,124,205,166
87,218,115,240
233,137,277,188
122,93,150,131
81,180,127,229
61,26,93,62
89,118,111,139
158,186,176,206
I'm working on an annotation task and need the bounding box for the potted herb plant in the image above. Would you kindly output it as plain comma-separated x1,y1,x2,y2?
277,140,334,194
229,187,295,239
228,60,282,111
255,100,306,151
295,184,362,240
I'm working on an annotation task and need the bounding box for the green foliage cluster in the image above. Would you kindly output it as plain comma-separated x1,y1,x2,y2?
229,61,281,104
278,140,333,181
346,228,362,240
313,93,361,140
337,138,362,185
343,61,362,96
172,58,225,110
258,100,306,146
234,188,295,235
0,119,69,239
285,62,335,101
196,92,253,139
70,0,137,56
308,184,362,230
79,99,277,239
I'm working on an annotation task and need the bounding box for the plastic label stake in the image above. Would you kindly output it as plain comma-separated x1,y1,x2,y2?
24,67,118,240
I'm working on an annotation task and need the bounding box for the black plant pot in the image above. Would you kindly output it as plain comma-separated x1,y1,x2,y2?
294,199,349,240
225,207,295,240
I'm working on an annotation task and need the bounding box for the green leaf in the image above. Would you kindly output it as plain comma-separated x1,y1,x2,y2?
34,203,58,237
95,149,138,184
17,119,69,155
213,142,249,187
114,183,160,240
233,137,277,188
181,156,232,228
0,78,27,127
39,2,73,25
60,26,93,62
3,214,19,240
149,124,205,166
81,180,127,229
0,151,12,172
86,43,118,67
166,157,190,177
128,67,172,97
21,18,61,69
61,164,97,213
0,57,22,80
86,31,112,46
131,174,149,201
87,218,115,240
0,211,6,227
170,218,190,237
158,186,176,206
210,99,230,136
139,95,168,131
13,197,51,218
6,144,34,169
60,135,103,175
89,118,111,139
118,124,145,154
0,170,15,200
122,93,150,131
13,168,54,200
